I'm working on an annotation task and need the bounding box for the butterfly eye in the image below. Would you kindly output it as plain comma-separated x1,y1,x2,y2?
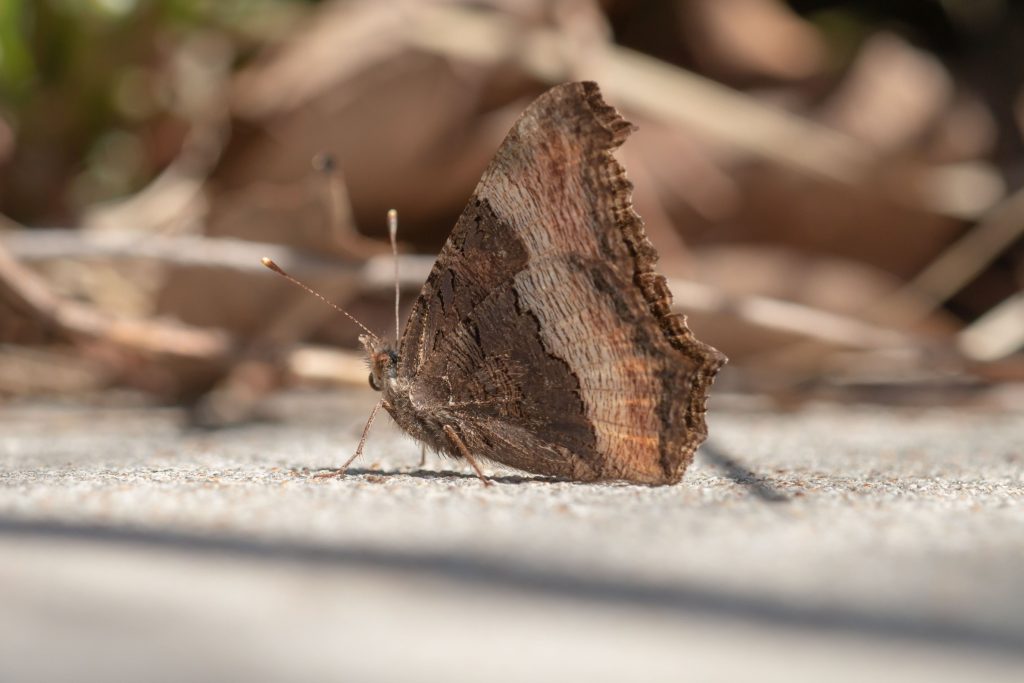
368,372,383,391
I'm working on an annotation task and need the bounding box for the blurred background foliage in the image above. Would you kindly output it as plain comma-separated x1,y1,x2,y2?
0,0,320,221
3,0,1020,223
0,0,1021,415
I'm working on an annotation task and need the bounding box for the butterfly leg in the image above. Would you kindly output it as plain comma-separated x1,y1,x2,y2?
418,443,427,469
442,424,492,487
315,398,383,479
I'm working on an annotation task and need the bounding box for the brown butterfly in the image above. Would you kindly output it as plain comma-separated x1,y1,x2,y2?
267,81,725,485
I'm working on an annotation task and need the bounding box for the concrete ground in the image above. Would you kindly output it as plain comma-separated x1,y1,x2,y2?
1,388,1022,682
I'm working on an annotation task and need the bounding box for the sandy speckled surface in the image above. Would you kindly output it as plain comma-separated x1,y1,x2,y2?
1,390,1022,682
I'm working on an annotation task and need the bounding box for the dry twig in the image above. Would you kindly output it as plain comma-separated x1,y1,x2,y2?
0,241,233,362
4,227,919,356
958,291,1024,362
895,185,1024,318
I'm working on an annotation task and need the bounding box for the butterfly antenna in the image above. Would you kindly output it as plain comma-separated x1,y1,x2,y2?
388,209,400,341
260,257,376,338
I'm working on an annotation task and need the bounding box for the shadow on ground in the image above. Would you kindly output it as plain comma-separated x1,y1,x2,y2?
1,515,1019,658
295,440,791,502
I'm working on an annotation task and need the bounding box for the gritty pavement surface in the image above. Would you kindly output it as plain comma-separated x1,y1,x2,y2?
1,389,1022,682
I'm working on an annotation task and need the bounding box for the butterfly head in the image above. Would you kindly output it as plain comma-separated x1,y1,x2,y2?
360,334,399,392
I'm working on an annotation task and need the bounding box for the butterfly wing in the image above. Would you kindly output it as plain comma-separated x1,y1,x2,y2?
396,81,725,484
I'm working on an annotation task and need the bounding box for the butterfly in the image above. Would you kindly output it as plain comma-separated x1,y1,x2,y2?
267,81,725,485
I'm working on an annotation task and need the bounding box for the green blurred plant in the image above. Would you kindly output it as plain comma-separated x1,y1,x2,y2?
0,0,318,224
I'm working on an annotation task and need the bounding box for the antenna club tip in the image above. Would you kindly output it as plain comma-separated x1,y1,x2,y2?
261,257,283,274
387,210,399,240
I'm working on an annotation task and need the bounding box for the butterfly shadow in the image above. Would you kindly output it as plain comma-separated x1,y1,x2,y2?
297,466,732,488
295,466,570,486
698,441,790,503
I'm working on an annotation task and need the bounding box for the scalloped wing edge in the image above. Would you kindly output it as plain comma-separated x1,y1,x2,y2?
577,81,728,480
